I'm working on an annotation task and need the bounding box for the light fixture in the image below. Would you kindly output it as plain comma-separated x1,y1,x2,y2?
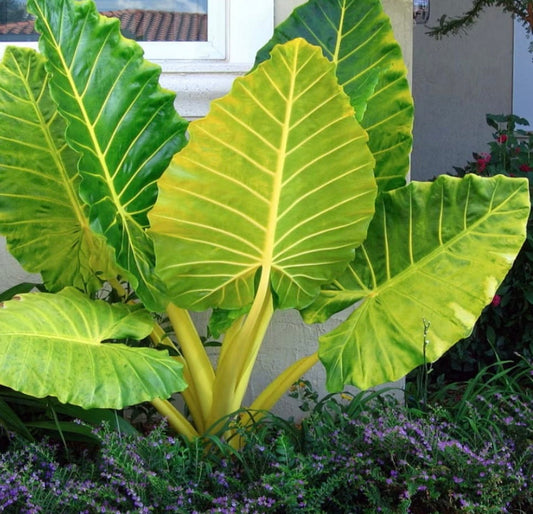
413,0,430,24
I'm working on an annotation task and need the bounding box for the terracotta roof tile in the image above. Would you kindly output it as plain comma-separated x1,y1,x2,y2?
0,10,207,42
0,19,35,36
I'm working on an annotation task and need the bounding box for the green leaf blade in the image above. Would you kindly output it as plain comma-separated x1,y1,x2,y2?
150,38,377,311
28,0,188,310
313,174,531,391
0,46,118,294
255,0,413,191
0,288,186,409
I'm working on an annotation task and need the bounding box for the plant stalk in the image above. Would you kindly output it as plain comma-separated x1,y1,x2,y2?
208,270,274,428
249,352,319,413
151,398,199,440
166,304,214,426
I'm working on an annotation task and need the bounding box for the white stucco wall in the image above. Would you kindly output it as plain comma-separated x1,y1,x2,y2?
0,0,412,417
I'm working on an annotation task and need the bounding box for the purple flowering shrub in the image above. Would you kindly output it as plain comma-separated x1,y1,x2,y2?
0,384,531,513
288,393,531,513
0,439,116,513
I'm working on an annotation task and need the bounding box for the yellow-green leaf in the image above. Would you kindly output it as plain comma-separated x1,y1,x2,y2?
0,288,186,409
28,0,188,310
150,39,377,311
255,0,413,191
0,46,117,293
305,175,530,390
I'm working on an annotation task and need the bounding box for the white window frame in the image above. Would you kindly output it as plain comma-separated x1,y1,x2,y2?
0,1,274,69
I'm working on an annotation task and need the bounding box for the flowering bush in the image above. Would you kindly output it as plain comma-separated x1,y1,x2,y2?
459,114,533,179
441,114,533,378
0,383,531,513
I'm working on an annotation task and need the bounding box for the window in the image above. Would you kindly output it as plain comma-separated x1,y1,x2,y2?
0,0,275,118
0,0,229,60
96,1,208,42
0,1,273,65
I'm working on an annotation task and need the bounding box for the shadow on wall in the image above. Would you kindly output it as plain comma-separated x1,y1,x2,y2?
411,2,513,181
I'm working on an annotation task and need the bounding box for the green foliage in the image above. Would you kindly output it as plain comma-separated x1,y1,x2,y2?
436,114,533,379
0,288,186,409
428,1,533,41
0,0,530,438
0,385,139,446
0,377,531,513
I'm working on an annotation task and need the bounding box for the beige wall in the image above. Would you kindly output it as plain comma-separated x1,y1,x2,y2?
411,2,513,180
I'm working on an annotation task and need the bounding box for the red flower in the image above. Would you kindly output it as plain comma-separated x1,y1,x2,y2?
491,294,502,307
476,153,491,173
519,163,532,172
497,134,508,143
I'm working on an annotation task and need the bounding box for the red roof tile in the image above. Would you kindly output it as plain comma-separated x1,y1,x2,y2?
0,10,207,42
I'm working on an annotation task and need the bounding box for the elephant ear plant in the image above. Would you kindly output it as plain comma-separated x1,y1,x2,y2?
0,0,530,440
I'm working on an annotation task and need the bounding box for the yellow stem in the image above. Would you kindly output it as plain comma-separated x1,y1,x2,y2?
106,279,203,436
209,271,274,427
151,398,199,440
108,277,128,300
250,352,319,412
150,322,179,352
166,304,214,425
229,353,319,450
217,313,245,366
174,356,205,433
230,295,274,411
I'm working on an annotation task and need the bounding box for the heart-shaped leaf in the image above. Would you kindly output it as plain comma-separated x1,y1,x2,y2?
302,174,531,390
0,288,186,409
28,0,188,310
255,0,413,191
0,46,118,294
150,38,377,311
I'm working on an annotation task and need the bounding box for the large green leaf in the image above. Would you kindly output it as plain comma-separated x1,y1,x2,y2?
302,174,530,390
0,46,118,294
0,288,186,409
255,0,413,191
27,0,188,310
150,39,377,311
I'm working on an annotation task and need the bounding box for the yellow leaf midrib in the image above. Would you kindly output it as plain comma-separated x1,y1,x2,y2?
263,45,298,278
34,3,128,227
11,51,89,233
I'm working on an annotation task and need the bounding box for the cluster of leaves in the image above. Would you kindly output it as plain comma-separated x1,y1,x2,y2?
433,114,533,380
463,114,533,179
0,0,530,439
427,1,533,46
0,368,531,514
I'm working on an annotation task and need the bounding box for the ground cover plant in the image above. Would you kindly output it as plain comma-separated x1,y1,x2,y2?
0,0,530,443
0,364,531,513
